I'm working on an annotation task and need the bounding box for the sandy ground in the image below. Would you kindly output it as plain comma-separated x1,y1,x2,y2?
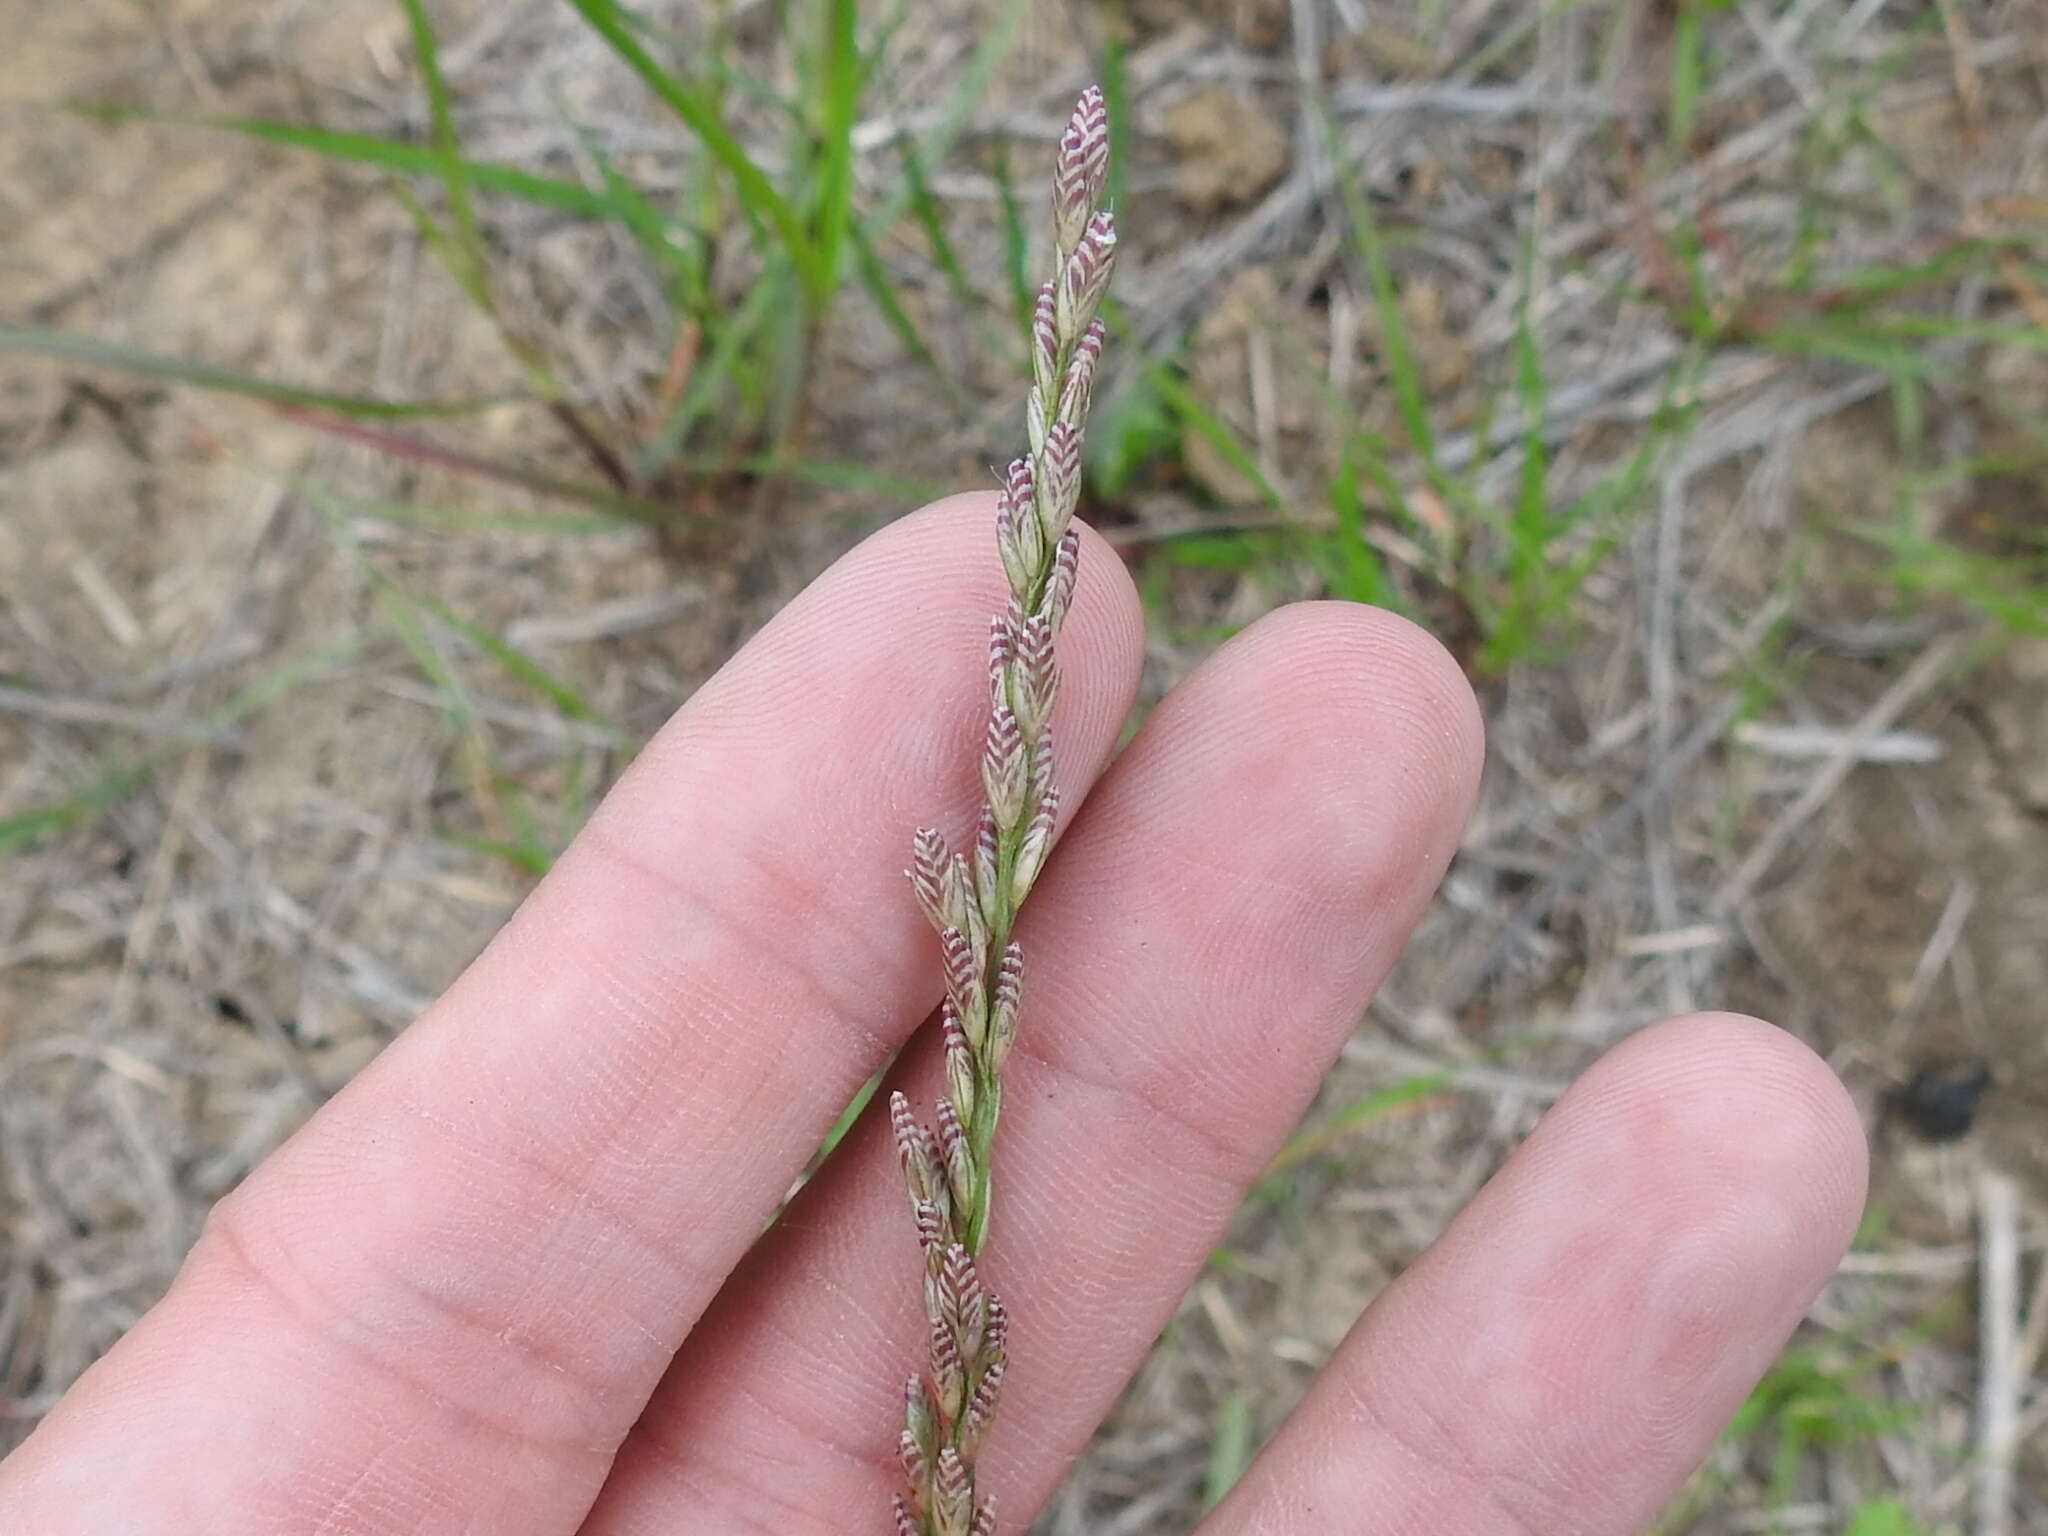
3,0,2045,1529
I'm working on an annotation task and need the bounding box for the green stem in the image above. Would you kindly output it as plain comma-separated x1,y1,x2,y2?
964,826,1022,1254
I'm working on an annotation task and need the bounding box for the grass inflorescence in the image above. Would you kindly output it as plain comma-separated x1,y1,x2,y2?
885,87,1115,1536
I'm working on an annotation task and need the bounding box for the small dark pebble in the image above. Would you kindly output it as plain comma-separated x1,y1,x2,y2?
1891,1060,1993,1143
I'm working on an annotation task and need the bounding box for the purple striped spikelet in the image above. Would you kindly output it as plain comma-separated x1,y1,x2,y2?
888,86,1116,1536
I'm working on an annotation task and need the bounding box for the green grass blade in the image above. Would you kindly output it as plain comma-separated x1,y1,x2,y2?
386,175,494,314
1100,21,1132,215
860,0,1030,236
0,324,505,418
365,24,582,418
1086,355,1178,498
816,1070,885,1164
1843,1498,1928,1536
1852,315,2048,351
1150,366,1287,511
897,137,980,317
1202,1391,1255,1512
633,265,789,479
1669,0,1705,149
1756,321,1947,379
1323,446,1395,607
314,494,495,682
0,764,151,854
1275,306,1421,603
561,0,802,259
849,217,953,394
314,492,625,537
1338,419,1426,547
859,0,914,94
991,141,1034,333
0,631,365,854
1265,1070,1454,1176
412,596,614,727
72,105,620,219
1813,238,2006,306
757,293,812,457
397,0,490,296
1314,100,1455,507
378,586,473,733
1498,256,1555,652
801,0,862,309
1475,353,1695,672
567,118,707,312
369,581,517,853
1852,523,2048,635
446,827,554,878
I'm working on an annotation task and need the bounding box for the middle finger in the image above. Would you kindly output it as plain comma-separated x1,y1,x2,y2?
581,601,1484,1534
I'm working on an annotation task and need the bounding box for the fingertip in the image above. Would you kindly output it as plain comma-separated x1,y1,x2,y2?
1242,599,1482,774
1197,599,1485,886
1275,599,1484,739
1200,1010,1872,1536
1501,1012,1870,1335
1033,600,1483,1153
1598,1012,1870,1259
621,491,1147,852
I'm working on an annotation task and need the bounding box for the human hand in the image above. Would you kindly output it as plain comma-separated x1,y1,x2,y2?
0,497,1868,1535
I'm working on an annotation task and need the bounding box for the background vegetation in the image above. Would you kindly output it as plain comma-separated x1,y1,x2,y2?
1,0,2044,1529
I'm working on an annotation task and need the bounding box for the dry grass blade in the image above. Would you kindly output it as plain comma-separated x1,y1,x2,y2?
1711,633,1971,914
1975,1172,2020,1536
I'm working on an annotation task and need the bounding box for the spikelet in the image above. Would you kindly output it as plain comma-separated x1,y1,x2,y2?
887,87,1116,1536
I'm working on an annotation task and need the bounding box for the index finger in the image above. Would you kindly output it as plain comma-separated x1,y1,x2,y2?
0,495,1145,1536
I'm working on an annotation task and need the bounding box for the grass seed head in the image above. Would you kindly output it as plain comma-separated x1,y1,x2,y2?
1054,213,1116,336
1053,85,1111,248
890,85,1116,1536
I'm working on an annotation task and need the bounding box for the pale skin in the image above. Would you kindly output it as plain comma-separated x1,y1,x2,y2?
0,495,1869,1535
